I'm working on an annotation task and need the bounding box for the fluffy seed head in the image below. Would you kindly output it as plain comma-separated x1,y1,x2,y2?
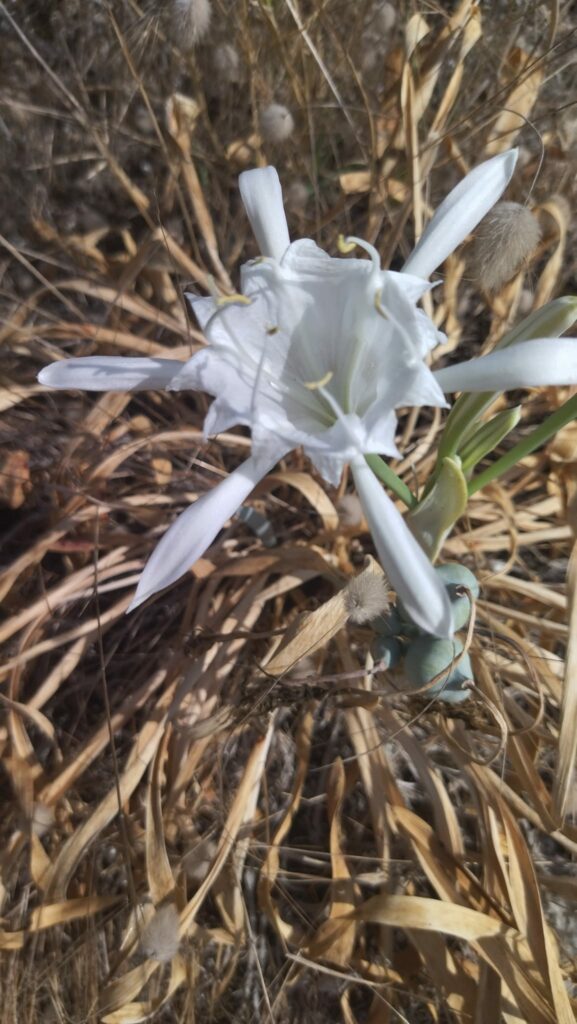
140,904,180,962
371,1,397,32
285,180,309,213
31,803,55,837
345,573,389,624
212,43,241,84
337,493,364,527
172,0,212,48
259,103,295,144
183,834,217,884
470,201,541,292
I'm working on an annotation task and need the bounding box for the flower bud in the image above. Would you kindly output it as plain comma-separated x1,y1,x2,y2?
398,563,479,633
372,634,403,669
374,605,403,638
433,563,479,631
404,636,472,703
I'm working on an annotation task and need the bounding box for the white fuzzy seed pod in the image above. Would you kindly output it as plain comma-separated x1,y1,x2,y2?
337,493,364,527
172,0,212,48
259,103,295,144
140,905,180,962
285,180,309,213
371,1,396,32
213,43,241,84
345,573,389,624
470,201,541,293
31,803,55,837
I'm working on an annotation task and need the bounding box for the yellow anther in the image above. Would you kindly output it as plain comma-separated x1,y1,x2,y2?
217,292,252,307
304,370,334,391
338,234,358,255
266,325,279,335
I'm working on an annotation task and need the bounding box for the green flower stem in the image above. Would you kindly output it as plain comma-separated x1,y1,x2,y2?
365,454,417,509
467,393,577,496
438,297,577,463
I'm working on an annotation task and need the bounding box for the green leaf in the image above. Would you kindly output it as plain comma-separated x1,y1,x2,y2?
407,456,468,560
437,296,577,461
364,453,417,509
468,392,577,496
459,405,521,474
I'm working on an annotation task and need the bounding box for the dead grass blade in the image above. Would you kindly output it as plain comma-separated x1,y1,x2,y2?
552,539,577,821
356,893,557,1024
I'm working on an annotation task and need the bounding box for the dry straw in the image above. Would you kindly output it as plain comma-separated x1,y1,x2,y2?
2,0,577,1020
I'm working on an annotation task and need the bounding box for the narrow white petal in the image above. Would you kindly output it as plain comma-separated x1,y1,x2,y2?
351,456,453,637
185,293,218,330
128,451,286,611
402,150,518,280
38,357,184,391
434,338,577,393
239,167,291,262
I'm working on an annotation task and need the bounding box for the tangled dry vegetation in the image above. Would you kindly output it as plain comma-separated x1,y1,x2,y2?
2,1,577,1021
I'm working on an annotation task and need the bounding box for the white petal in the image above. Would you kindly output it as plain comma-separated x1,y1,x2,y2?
306,451,347,488
171,349,254,434
402,150,518,280
128,449,287,611
434,338,577,393
38,357,184,391
351,456,453,637
203,396,248,436
239,167,291,262
384,270,432,303
363,407,401,458
399,364,449,409
185,293,218,330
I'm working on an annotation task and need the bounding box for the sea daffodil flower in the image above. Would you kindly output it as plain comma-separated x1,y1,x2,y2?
39,150,577,634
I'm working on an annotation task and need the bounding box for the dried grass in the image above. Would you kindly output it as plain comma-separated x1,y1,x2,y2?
1,1,577,1021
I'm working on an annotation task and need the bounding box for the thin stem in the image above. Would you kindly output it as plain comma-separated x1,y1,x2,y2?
467,393,577,496
365,453,417,509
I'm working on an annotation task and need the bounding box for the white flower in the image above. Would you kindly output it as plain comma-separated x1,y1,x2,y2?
38,151,577,635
